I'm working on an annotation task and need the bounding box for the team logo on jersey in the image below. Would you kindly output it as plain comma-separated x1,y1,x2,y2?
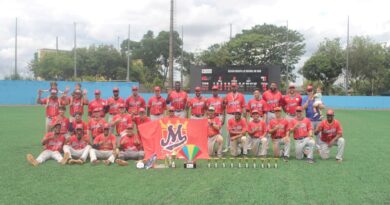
159,119,188,152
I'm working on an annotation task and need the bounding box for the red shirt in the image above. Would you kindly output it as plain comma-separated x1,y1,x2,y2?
93,134,116,150
206,96,224,115
66,134,90,150
39,97,66,118
317,120,343,144
281,94,302,115
247,120,267,138
227,118,247,136
167,90,188,110
148,96,166,115
134,116,151,126
107,97,125,115
208,117,221,137
71,120,88,134
125,95,146,114
42,132,66,152
268,118,289,139
88,98,107,117
188,96,207,115
88,118,107,139
224,92,245,114
290,117,312,139
119,135,141,151
68,97,88,116
262,90,283,112
246,98,269,114
51,116,70,134
112,113,133,135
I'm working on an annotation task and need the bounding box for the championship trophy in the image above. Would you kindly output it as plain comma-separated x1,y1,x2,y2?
214,158,218,168
179,144,201,169
222,158,226,168
238,158,242,168
171,151,177,168
230,158,234,168
261,158,265,168
267,158,271,168
245,158,249,168
274,158,279,168
252,158,257,168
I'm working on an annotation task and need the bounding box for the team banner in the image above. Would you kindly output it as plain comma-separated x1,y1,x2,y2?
138,117,209,160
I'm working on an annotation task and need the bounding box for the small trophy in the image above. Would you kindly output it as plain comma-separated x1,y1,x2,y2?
252,158,257,168
164,154,169,168
274,158,279,168
238,158,242,168
261,158,265,168
245,158,249,168
171,151,177,168
207,159,211,168
267,158,271,168
230,158,234,168
222,158,226,168
214,158,218,168
179,144,202,169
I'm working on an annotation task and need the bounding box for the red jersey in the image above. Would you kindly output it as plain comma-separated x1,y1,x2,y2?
42,133,66,152
224,92,245,114
39,97,65,118
227,118,247,135
268,118,289,139
206,96,224,115
262,90,283,112
290,117,312,139
246,98,269,114
51,116,70,134
66,134,90,150
112,113,133,135
317,120,343,144
188,97,207,115
125,95,146,114
167,90,188,110
71,120,88,134
88,118,107,138
247,120,267,138
281,94,302,115
147,96,166,115
107,97,125,115
119,135,141,151
88,98,107,117
208,117,221,137
93,134,116,150
68,97,88,116
134,116,151,126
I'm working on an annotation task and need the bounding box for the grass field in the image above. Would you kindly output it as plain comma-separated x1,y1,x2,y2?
0,106,389,205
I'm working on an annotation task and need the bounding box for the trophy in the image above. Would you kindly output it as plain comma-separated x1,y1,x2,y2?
245,158,249,168
164,154,169,168
207,159,211,168
222,158,226,168
261,158,265,168
267,158,271,168
252,158,257,168
274,158,279,168
214,158,218,168
230,158,234,168
238,158,242,168
171,151,177,168
179,144,202,169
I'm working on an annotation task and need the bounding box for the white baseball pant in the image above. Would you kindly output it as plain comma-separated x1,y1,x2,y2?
174,110,187,118
208,134,223,157
63,145,91,161
272,138,290,157
230,136,248,156
295,137,315,160
250,137,268,157
318,137,345,160
45,117,53,133
36,150,64,163
118,150,145,160
89,149,115,163
311,120,321,150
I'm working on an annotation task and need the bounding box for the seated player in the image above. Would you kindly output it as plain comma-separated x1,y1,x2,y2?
247,109,268,157
207,106,223,158
70,112,88,135
227,108,248,157
111,103,133,137
88,108,107,139
51,106,70,139
133,108,151,127
115,123,144,166
89,123,117,165
63,124,91,164
26,121,69,166
268,107,290,161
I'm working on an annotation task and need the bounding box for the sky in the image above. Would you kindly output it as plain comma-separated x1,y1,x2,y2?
1,0,390,83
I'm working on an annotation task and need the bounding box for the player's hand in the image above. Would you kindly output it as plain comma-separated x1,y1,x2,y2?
83,89,87,95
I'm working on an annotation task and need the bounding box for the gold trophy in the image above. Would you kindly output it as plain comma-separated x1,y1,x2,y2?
238,158,242,168
207,158,211,168
214,158,218,168
171,151,177,168
261,158,265,168
267,158,271,168
230,158,234,168
274,158,279,168
222,158,226,168
252,158,257,168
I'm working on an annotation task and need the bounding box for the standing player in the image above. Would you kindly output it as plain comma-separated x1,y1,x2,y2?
227,109,248,157
268,107,290,161
88,108,107,139
51,106,71,139
281,83,302,121
88,90,107,118
66,89,88,122
37,88,67,132
26,121,69,166
187,87,207,119
262,82,283,124
125,86,146,116
315,109,345,163
70,112,88,135
133,108,151,127
115,123,144,166
289,106,315,163
63,124,91,164
247,110,268,157
166,81,188,118
107,87,125,122
207,106,223,158
111,103,133,137
89,123,117,165
246,90,268,121
147,86,166,121
206,85,225,123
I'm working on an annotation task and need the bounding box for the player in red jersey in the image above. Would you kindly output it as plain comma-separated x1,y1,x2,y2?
125,86,146,115
206,85,225,124
37,88,67,132
88,108,107,139
262,82,283,124
26,121,70,166
227,108,248,157
66,89,88,122
133,108,151,127
63,124,91,164
70,112,88,135
187,87,207,119
207,106,223,158
115,123,144,166
147,86,166,121
89,123,117,165
268,107,290,161
289,106,315,163
51,106,70,139
88,90,107,118
166,81,188,118
107,87,125,122
281,83,302,121
315,109,345,163
246,89,268,121
111,103,133,137
247,110,268,157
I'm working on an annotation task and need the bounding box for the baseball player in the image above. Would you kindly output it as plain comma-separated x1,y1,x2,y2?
89,123,117,165
51,106,70,139
268,107,290,161
88,108,107,139
207,106,223,158
289,106,315,163
166,81,188,118
187,87,207,119
246,90,268,121
107,87,125,123
247,110,268,157
147,86,166,121
125,86,146,115
70,112,88,135
37,88,67,132
167,106,178,118
115,123,144,166
66,89,88,122
206,85,225,124
281,83,302,121
315,109,345,163
26,121,69,166
133,108,151,128
88,90,107,118
111,103,133,137
63,124,91,164
262,82,283,124
227,108,248,157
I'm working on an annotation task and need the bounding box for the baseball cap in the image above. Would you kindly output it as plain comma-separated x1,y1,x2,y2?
94,90,101,95
113,87,119,92
50,89,58,94
154,86,161,91
296,106,303,112
75,124,84,130
132,86,138,91
289,83,295,88
251,109,259,114
139,108,145,113
235,108,242,114
326,109,335,116
74,89,82,94
103,123,110,129
51,120,61,127
118,103,126,108
195,86,201,91
231,83,237,87
212,85,218,90
274,107,282,112
168,106,175,112
93,107,102,112
208,106,215,111
306,85,313,92
126,123,134,129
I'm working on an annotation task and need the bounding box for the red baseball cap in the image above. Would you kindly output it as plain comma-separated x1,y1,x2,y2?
251,109,259,114
93,107,102,112
103,123,110,129
154,86,161,91
113,87,119,92
326,109,335,116
274,107,282,112
118,103,126,108
296,106,303,111
132,86,138,91
306,85,313,92
94,90,101,95
231,83,237,87
75,124,84,130
139,108,145,113
126,123,134,129
74,89,82,94
51,120,61,127
50,89,58,94
235,108,242,114
168,106,175,111
212,85,218,90
289,83,296,88
195,87,201,91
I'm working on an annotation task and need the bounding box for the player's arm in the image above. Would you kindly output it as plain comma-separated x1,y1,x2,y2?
328,124,343,146
41,135,53,145
36,90,43,104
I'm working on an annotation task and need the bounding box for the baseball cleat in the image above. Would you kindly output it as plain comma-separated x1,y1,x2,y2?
306,158,315,164
26,154,39,167
68,159,83,165
60,153,70,165
103,160,111,166
115,159,128,166
336,159,343,163
283,156,289,162
91,160,101,165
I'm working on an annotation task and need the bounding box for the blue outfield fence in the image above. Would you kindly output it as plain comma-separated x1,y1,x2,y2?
0,80,389,109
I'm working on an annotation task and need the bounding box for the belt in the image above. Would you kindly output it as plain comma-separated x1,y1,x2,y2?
214,114,222,116
227,112,235,115
295,136,307,140
192,114,203,117
273,136,283,139
152,113,162,116
287,113,296,116
268,111,275,113
175,110,184,112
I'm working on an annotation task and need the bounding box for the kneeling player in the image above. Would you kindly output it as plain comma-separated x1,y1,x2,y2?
268,107,290,161
247,110,268,157
63,124,91,164
207,106,223,158
227,108,248,157
115,124,144,166
89,123,116,165
27,121,69,166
